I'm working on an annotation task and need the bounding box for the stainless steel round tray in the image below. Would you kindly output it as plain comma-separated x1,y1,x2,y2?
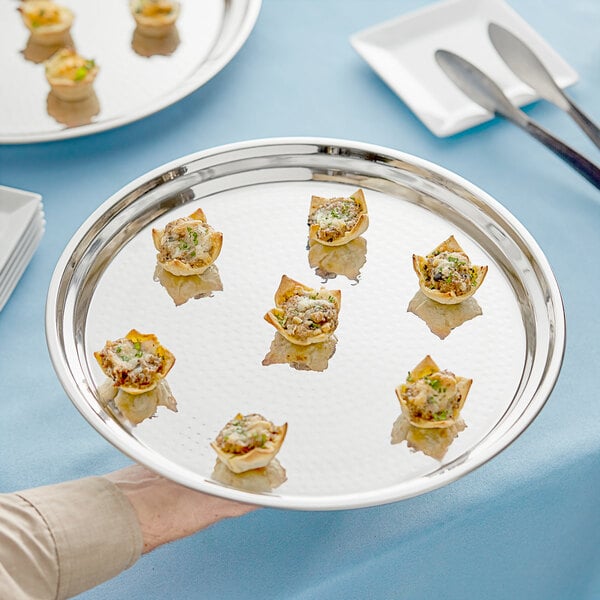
0,0,260,144
46,138,565,510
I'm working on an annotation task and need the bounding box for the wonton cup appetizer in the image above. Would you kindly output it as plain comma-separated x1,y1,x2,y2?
412,236,487,305
152,208,223,277
130,0,181,38
18,0,74,46
211,413,288,474
94,329,175,395
264,275,341,346
308,188,369,246
45,48,98,102
395,355,472,429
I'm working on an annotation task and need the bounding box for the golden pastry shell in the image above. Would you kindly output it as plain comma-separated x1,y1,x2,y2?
412,235,488,305
308,188,369,246
211,421,288,474
152,208,223,276
45,49,99,102
94,329,176,395
19,1,74,46
264,275,342,346
395,355,472,429
130,0,181,38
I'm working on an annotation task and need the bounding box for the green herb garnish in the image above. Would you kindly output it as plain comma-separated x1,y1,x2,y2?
73,67,87,81
73,60,95,82
425,376,441,391
186,226,199,245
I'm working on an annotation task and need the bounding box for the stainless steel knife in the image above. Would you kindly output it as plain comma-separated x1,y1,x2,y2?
488,22,600,150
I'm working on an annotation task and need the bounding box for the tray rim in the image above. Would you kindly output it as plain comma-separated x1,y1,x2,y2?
0,0,262,145
45,136,566,510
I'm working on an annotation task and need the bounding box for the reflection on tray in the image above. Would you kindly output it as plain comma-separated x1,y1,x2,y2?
308,236,367,281
97,378,177,425
262,332,337,372
211,459,287,493
46,91,100,128
132,26,180,57
153,263,223,306
391,414,466,460
22,34,74,64
407,290,482,339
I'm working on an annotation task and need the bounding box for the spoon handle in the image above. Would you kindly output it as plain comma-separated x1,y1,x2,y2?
519,118,600,189
565,99,600,151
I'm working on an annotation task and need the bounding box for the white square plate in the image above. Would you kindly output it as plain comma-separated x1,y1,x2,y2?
0,223,45,311
0,185,43,275
350,0,578,137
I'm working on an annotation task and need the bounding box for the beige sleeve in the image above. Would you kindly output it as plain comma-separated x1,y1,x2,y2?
0,476,143,600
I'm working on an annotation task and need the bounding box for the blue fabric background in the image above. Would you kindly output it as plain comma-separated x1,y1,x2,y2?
1,1,599,598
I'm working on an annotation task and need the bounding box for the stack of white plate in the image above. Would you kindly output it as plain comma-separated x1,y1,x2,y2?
0,185,45,312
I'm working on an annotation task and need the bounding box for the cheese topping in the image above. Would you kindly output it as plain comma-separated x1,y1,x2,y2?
309,196,361,243
157,218,215,268
215,413,282,455
423,251,476,296
96,337,169,390
134,0,176,16
402,370,462,423
20,1,64,27
278,290,339,342
46,49,96,82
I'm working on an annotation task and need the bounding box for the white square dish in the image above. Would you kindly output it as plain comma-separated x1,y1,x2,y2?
0,185,42,275
0,185,45,311
0,224,45,311
350,0,578,137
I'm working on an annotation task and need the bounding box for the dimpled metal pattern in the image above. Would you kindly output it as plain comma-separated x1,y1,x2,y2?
46,138,565,510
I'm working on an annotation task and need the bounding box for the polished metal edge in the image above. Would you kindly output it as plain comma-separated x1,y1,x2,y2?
0,0,262,145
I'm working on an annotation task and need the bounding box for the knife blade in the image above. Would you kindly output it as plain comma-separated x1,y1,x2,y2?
488,22,600,150
435,49,600,190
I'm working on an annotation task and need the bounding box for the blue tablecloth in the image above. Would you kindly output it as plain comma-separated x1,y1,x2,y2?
1,1,599,598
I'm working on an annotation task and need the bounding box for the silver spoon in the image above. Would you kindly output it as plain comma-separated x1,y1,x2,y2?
435,49,600,190
488,22,600,150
